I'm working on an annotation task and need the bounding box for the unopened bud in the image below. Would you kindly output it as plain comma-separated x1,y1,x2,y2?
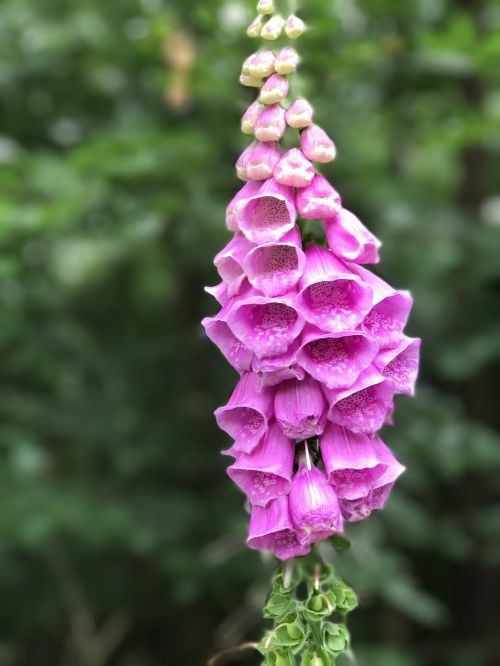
241,100,265,135
257,0,275,15
247,50,276,78
261,15,285,40
275,47,300,75
236,141,256,180
301,124,337,163
260,73,289,105
312,654,324,666
285,98,314,128
254,104,286,142
240,73,264,88
285,15,305,39
247,15,263,38
275,656,289,666
246,141,281,180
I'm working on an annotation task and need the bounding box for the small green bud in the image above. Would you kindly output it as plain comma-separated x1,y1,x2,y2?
275,655,289,666
285,15,305,39
247,15,263,38
310,595,323,611
286,623,302,640
257,0,275,15
261,15,285,40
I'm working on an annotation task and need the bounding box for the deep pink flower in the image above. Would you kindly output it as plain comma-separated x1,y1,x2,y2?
202,298,253,374
324,209,382,265
226,181,261,232
286,98,313,128
252,339,305,389
236,177,296,243
236,141,257,180
246,141,281,181
254,105,287,142
214,233,255,296
300,124,336,163
374,336,421,395
296,174,342,220
274,374,327,440
274,148,315,188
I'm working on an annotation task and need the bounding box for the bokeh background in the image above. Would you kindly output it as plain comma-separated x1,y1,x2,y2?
0,0,499,664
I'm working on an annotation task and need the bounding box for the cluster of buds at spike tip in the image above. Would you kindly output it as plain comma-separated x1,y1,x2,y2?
203,0,420,562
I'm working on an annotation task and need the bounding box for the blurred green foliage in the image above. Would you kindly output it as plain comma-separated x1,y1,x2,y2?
0,0,499,664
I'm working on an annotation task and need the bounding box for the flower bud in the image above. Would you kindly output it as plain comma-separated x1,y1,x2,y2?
274,148,315,188
260,73,289,105
301,124,337,163
296,174,342,220
286,98,314,129
274,374,328,440
247,50,276,78
254,104,286,142
285,15,305,39
275,47,300,75
257,0,275,15
241,100,265,135
324,208,382,264
240,73,264,88
261,15,285,40
246,140,281,180
247,15,264,38
236,141,256,180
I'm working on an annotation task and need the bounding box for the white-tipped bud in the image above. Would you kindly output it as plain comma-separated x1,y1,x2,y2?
286,98,314,128
257,0,275,15
241,100,265,135
285,15,305,39
275,47,300,75
261,14,285,40
240,73,264,88
247,15,264,38
247,50,276,78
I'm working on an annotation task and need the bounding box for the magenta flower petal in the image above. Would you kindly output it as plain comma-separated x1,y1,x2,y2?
246,141,281,181
248,496,311,560
351,265,413,348
374,336,421,395
202,317,253,374
324,209,382,265
254,104,287,142
227,422,295,507
214,233,255,296
236,177,297,244
289,456,343,545
236,141,256,181
227,291,304,359
259,73,289,105
214,372,274,453
274,148,315,188
297,325,378,390
252,339,305,388
204,281,229,306
241,100,265,135
286,98,313,129
243,226,305,297
296,245,373,332
325,366,395,434
296,174,342,220
300,124,336,163
320,424,389,499
226,181,261,232
274,374,327,440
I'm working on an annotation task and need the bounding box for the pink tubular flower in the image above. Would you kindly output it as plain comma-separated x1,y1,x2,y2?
214,372,274,453
286,98,314,129
274,374,327,440
226,181,261,232
324,209,382,265
227,422,295,507
236,141,257,180
248,496,311,560
297,326,378,390
374,336,421,395
227,290,304,359
300,124,337,163
205,281,229,306
289,449,343,545
236,177,296,243
243,226,305,297
325,366,395,434
275,47,300,75
351,264,413,348
254,105,287,142
241,100,265,135
296,174,342,220
246,141,281,181
274,148,315,188
252,340,305,389
296,245,373,332
214,233,255,296
260,73,289,105
202,297,253,373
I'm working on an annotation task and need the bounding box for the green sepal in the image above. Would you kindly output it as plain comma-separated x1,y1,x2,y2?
303,590,337,622
304,563,336,596
330,534,351,552
331,579,358,614
264,649,297,666
300,648,328,666
272,613,309,652
272,562,303,595
322,622,350,657
264,592,297,620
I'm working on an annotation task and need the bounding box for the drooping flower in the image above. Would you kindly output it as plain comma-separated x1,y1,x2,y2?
226,180,261,232
296,174,342,220
252,339,305,389
202,299,253,374
241,100,265,135
300,124,337,163
236,177,296,243
274,148,315,188
236,140,256,180
286,98,314,128
324,209,381,265
274,374,327,440
374,336,421,395
246,141,281,180
254,104,287,142
214,233,255,296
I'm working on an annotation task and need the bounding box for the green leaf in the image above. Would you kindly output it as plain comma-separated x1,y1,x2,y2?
263,593,296,620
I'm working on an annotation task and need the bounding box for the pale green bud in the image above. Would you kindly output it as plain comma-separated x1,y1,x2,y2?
285,15,305,39
247,15,263,38
257,0,275,15
261,15,285,40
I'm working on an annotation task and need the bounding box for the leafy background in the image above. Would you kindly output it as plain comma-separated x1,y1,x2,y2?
0,0,499,664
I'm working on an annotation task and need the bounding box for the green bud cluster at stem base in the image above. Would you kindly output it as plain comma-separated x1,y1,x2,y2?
257,553,358,665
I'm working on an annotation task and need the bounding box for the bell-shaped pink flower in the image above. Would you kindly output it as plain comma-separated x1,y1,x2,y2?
289,450,343,545
254,104,287,142
214,233,255,296
241,100,265,135
248,496,311,560
260,73,289,105
227,422,295,507
274,374,327,440
243,226,305,297
227,290,304,359
202,296,253,373
274,148,315,188
252,339,305,389
205,281,229,306
297,326,378,390
320,423,392,499
236,177,296,244
286,98,314,129
300,124,337,163
226,181,261,232
246,50,276,78
296,245,373,332
214,372,274,453
246,141,281,181
296,174,342,220
236,141,256,180
324,209,382,265
275,47,300,75
350,264,413,348
325,366,395,434
374,336,421,395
